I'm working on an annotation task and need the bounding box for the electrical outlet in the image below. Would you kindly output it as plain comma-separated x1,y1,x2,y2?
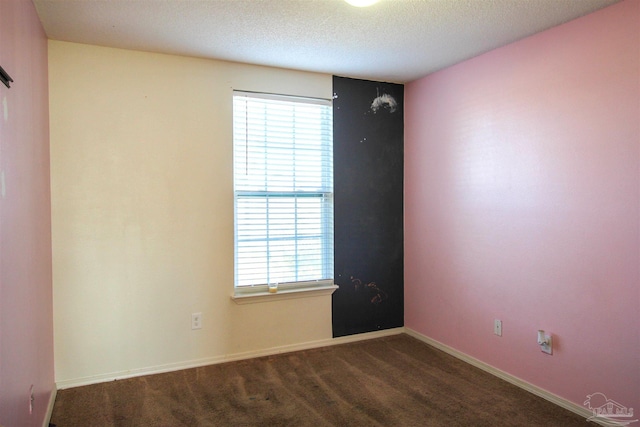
494,319,502,336
538,330,553,355
541,335,553,355
191,312,202,330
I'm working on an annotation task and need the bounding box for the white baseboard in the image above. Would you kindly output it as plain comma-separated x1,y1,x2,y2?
55,327,405,390
405,328,626,427
44,386,56,427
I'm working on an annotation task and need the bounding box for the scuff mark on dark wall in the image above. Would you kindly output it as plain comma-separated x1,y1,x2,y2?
370,93,397,114
350,276,388,305
332,76,404,338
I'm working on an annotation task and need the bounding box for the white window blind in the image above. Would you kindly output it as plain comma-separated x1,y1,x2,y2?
233,91,333,291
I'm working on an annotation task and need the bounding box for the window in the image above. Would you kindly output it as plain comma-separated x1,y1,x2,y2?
233,91,334,296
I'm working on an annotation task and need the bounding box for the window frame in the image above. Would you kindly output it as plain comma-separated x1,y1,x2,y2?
231,91,337,301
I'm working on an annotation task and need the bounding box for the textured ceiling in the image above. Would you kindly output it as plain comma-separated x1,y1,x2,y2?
33,0,620,83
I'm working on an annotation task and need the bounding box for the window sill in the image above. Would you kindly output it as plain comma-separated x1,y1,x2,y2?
231,284,339,305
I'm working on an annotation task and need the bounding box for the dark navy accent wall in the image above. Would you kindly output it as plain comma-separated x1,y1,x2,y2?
332,76,404,337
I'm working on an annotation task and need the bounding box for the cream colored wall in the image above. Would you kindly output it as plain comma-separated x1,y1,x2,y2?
49,41,334,386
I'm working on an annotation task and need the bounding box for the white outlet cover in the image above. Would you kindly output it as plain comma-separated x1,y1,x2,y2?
494,319,502,336
540,335,553,355
191,312,202,330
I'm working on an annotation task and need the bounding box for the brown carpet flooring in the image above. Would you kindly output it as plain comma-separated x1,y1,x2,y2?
51,334,590,426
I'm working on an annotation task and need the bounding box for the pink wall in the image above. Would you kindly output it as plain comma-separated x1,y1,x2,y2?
405,0,639,413
0,0,55,426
